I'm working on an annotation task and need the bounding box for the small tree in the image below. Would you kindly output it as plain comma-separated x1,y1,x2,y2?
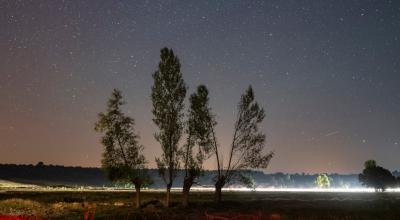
151,48,187,207
359,160,396,192
95,89,148,208
315,174,330,188
238,174,256,191
181,85,214,206
213,86,274,202
397,176,400,187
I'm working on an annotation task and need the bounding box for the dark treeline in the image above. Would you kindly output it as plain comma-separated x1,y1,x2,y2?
2,163,395,188
0,163,110,187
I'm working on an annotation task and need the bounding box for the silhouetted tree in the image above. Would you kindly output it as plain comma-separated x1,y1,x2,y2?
359,160,396,192
364,159,376,169
95,89,149,208
213,86,274,202
181,85,214,206
151,48,187,207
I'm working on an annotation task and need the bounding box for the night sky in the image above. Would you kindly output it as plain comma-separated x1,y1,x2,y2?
1,0,400,173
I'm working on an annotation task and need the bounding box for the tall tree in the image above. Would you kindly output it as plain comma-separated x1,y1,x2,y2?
213,86,274,202
181,85,214,206
94,89,148,208
151,48,187,207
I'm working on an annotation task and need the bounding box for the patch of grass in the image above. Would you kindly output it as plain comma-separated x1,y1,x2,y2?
0,199,44,216
1,191,400,219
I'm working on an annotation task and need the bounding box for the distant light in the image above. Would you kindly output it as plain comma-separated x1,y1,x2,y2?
28,187,400,193
183,187,400,193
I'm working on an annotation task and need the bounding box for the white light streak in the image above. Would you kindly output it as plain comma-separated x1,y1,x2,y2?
177,187,400,193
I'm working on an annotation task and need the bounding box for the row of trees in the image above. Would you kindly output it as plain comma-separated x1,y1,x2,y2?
94,48,273,208
0,163,371,189
315,161,400,191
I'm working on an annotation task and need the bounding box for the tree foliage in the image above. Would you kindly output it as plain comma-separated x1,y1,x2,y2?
315,173,331,188
183,85,214,178
227,86,273,172
364,160,377,169
181,85,215,206
238,174,256,190
95,89,147,183
151,47,187,206
94,89,149,207
213,86,274,201
359,160,396,192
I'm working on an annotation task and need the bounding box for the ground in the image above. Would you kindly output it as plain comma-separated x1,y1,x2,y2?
0,180,38,189
0,189,400,219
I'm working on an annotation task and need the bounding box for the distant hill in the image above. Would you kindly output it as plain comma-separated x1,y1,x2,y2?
0,163,366,188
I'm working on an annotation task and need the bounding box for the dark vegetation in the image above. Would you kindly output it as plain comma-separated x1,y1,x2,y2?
210,85,274,202
95,89,150,208
0,163,111,187
148,47,275,204
151,48,187,207
0,163,380,188
147,48,275,205
181,85,215,206
359,160,399,191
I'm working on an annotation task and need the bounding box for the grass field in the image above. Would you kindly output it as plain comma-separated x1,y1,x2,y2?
0,189,400,219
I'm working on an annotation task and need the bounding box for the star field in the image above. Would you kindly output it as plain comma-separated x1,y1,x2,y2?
1,0,400,173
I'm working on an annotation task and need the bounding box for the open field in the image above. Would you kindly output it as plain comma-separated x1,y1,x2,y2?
1,189,400,219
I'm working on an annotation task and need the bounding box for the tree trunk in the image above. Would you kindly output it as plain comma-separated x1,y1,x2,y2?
166,184,172,207
134,183,141,209
215,184,222,203
182,185,190,207
214,176,225,203
182,176,194,207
